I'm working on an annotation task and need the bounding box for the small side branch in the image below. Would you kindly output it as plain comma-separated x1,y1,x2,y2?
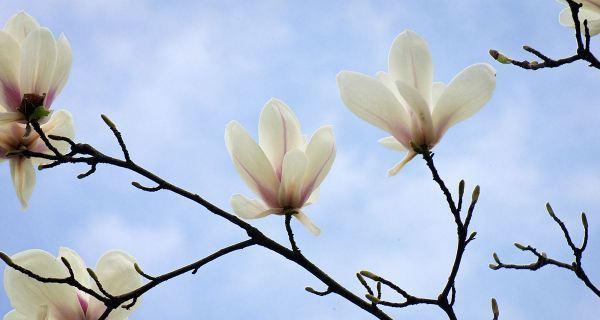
491,203,600,298
489,0,599,70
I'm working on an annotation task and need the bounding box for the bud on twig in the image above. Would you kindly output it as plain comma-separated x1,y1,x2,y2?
359,270,380,281
491,298,499,318
489,263,499,270
582,212,588,230
458,180,465,198
489,49,512,64
365,294,380,304
0,252,12,264
87,268,100,282
101,114,117,130
514,242,527,250
305,287,319,294
545,202,556,219
493,252,501,264
471,185,480,203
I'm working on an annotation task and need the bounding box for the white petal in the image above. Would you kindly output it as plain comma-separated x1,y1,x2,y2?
30,110,75,162
58,247,89,288
431,82,446,109
3,249,83,319
0,112,24,125
300,126,336,204
395,80,435,146
304,188,319,206
377,136,407,151
46,35,72,107
432,64,496,140
225,121,280,208
387,151,417,176
388,30,433,104
230,194,278,219
258,98,304,177
86,251,142,320
3,311,26,320
0,31,22,110
587,19,600,36
559,7,575,27
4,12,40,44
277,149,308,208
9,158,36,210
337,71,411,142
20,28,57,96
294,211,321,236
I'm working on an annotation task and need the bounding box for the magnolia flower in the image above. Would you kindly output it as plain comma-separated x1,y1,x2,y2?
3,247,142,320
0,11,72,124
558,0,600,36
225,99,336,235
337,30,496,176
0,110,74,209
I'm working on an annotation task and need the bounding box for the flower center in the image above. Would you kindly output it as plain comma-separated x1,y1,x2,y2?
18,93,46,119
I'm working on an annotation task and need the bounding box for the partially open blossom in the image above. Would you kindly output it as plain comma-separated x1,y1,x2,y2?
0,11,72,124
337,30,496,176
0,110,74,209
3,248,142,320
225,98,336,235
558,0,600,36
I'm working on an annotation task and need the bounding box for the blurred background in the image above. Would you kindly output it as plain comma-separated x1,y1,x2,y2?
0,0,599,319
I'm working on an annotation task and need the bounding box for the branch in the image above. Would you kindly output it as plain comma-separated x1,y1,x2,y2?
491,204,600,298
17,115,393,320
489,0,600,70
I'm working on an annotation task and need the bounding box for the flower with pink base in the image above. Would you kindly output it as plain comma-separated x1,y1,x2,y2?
3,248,142,320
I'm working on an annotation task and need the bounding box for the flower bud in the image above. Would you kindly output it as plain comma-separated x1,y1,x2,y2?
514,242,527,250
365,294,380,303
489,50,512,64
359,270,380,281
471,185,480,203
492,252,500,263
0,252,13,264
458,180,465,198
582,213,588,230
488,263,499,270
491,298,499,317
101,114,117,130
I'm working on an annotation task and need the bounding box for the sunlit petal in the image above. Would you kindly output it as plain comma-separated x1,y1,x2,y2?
278,149,308,208
20,28,57,96
230,194,278,219
300,126,336,204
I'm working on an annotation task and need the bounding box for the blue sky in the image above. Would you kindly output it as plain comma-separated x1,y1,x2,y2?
1,0,599,319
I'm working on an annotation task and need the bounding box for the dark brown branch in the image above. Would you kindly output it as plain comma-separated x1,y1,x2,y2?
14,115,393,320
489,0,600,70
285,212,301,254
491,204,600,298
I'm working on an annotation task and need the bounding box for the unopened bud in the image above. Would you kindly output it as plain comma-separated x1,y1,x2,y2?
60,257,72,268
491,298,499,317
87,268,99,282
514,242,527,250
488,263,499,270
545,202,556,217
101,114,117,130
365,294,380,303
582,213,588,229
359,270,380,281
492,252,500,263
541,252,547,258
489,49,512,64
0,252,12,264
471,185,480,203
458,180,465,198
305,287,319,294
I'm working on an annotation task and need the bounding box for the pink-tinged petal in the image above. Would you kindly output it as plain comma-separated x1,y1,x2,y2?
3,249,83,319
4,12,40,44
0,112,24,125
20,28,57,96
0,31,21,110
277,149,308,208
395,80,435,146
294,211,321,236
387,151,417,176
225,121,280,208
377,136,407,151
258,98,303,178
388,30,433,104
300,126,335,204
9,158,36,210
337,71,411,143
230,194,279,219
86,251,142,320
432,64,496,141
46,34,71,107
58,248,89,288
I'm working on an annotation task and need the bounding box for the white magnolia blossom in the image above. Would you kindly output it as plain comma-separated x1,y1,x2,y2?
0,110,74,209
0,11,72,123
3,248,142,320
337,30,496,176
225,98,336,235
558,0,600,36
